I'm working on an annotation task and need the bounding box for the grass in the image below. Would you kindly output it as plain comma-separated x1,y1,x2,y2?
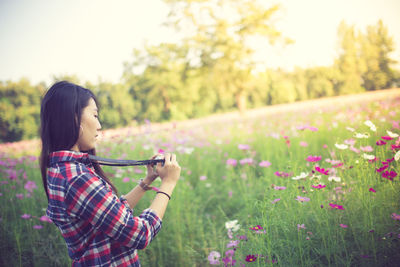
1,95,400,266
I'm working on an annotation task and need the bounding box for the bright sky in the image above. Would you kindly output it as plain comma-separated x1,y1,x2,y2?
0,0,399,85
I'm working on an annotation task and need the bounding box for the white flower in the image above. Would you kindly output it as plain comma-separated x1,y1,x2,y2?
395,150,400,161
225,220,240,232
364,120,377,132
387,130,399,138
346,127,355,132
292,172,308,180
354,132,369,139
328,176,341,182
363,153,375,160
310,174,321,181
335,143,348,150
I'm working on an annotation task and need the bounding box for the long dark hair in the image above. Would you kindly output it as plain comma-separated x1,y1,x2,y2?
40,81,118,200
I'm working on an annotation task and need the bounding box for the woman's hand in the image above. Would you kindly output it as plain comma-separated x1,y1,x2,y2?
156,153,181,184
143,154,160,184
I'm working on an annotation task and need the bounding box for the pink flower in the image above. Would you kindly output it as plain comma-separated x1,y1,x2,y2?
329,203,345,210
21,214,31,219
226,159,237,166
258,160,271,167
344,139,356,146
239,158,253,165
376,140,387,146
122,177,130,183
271,198,281,204
299,141,308,147
296,196,310,202
226,240,240,248
238,144,250,150
339,224,348,228
199,175,207,181
381,136,393,141
16,193,24,199
40,215,52,223
249,225,263,231
306,155,322,162
274,171,291,177
297,224,306,231
24,181,37,193
369,188,376,193
315,166,329,175
360,146,374,152
208,251,221,265
33,225,43,230
311,184,326,189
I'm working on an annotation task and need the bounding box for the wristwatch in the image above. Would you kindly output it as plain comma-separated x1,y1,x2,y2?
138,178,152,191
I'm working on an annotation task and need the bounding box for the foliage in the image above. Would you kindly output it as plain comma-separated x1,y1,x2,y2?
1,95,400,266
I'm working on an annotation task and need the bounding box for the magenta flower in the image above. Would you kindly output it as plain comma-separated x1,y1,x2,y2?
376,140,387,146
274,171,291,177
249,225,263,231
382,170,397,180
16,193,24,199
381,136,393,141
369,188,376,193
259,160,271,167
339,224,348,228
33,225,43,230
245,254,257,262
306,155,322,162
376,165,389,172
226,159,237,166
329,203,345,210
208,251,221,265
391,213,400,220
273,186,286,190
296,196,310,202
311,184,326,189
315,166,329,175
122,177,130,183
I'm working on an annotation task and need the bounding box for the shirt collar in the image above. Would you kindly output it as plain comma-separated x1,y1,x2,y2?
49,150,92,166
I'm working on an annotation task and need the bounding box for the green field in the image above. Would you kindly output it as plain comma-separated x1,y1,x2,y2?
1,94,400,266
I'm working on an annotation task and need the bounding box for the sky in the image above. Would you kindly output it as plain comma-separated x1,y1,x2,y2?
0,0,399,85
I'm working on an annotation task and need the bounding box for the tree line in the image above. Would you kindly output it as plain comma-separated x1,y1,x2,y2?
1,0,399,142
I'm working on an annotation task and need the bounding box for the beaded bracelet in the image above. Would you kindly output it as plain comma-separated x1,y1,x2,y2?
156,191,171,200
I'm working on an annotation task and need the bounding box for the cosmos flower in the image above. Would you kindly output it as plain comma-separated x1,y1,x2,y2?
364,120,377,132
339,224,348,228
208,251,221,265
225,220,240,232
292,172,308,180
386,130,399,138
335,143,348,150
376,140,387,146
363,154,375,160
354,132,370,139
315,166,329,175
245,255,257,262
297,224,306,230
311,184,326,189
306,155,322,162
329,203,344,210
226,159,238,166
259,160,271,167
369,188,376,193
296,196,310,202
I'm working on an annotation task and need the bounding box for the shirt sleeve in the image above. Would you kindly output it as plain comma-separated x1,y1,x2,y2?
65,171,162,250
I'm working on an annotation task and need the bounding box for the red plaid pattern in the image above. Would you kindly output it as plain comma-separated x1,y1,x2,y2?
46,150,162,266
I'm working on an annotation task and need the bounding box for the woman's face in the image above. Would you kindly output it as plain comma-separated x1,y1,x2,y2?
72,98,102,151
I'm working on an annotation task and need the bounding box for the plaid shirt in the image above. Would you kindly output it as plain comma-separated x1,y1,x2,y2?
46,150,162,266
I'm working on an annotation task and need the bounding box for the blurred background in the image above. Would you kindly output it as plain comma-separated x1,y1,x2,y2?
1,0,399,143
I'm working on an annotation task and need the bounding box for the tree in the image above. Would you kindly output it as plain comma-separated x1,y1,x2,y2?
163,0,289,112
360,20,397,90
335,21,365,95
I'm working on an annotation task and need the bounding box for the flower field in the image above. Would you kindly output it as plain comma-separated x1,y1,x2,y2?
1,91,400,266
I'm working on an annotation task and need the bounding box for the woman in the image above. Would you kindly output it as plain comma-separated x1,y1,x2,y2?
39,81,181,266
